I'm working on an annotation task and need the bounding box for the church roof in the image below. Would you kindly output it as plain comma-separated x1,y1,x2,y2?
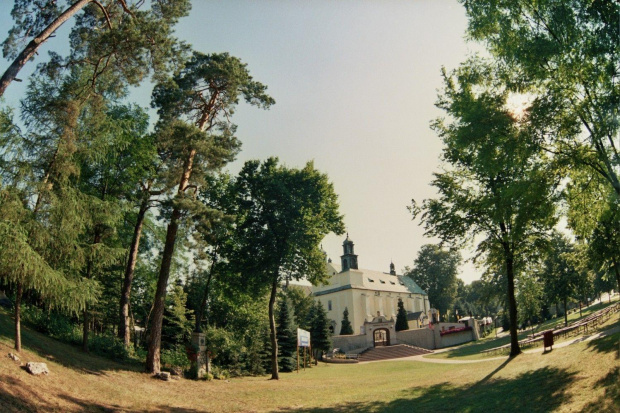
314,262,428,297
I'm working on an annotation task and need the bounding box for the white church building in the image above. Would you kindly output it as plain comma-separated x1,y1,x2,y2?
313,235,430,336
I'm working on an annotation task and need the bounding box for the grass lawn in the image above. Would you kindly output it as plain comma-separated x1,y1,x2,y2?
0,307,618,412
426,298,620,360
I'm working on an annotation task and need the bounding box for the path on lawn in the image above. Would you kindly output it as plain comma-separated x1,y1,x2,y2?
369,324,620,365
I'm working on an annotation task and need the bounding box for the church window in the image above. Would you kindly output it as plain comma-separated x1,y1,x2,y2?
328,300,332,311
368,278,375,282
399,281,405,286
380,280,385,284
389,281,395,285
375,291,380,296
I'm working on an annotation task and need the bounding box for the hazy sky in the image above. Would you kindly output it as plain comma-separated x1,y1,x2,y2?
0,0,485,283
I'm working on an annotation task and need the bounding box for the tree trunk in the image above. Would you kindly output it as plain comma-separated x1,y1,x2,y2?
82,231,102,353
118,198,149,347
14,282,23,352
145,207,181,373
82,305,90,352
146,149,197,374
579,301,582,318
563,298,568,327
268,277,279,380
195,249,217,333
0,0,92,98
504,246,521,357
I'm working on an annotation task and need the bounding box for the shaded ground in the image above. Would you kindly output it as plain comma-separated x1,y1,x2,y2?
0,308,618,412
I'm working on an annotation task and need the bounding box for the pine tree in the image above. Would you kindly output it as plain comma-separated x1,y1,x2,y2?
395,298,409,331
275,297,297,373
310,301,331,361
339,307,353,335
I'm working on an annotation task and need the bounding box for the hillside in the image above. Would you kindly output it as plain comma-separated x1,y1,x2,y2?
1,308,618,412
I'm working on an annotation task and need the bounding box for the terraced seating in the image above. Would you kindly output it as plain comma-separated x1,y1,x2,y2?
358,344,432,362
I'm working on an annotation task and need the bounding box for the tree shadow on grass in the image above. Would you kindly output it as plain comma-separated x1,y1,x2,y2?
278,366,576,413
585,331,619,356
580,367,619,413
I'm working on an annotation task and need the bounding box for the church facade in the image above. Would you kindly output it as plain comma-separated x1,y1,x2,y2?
312,235,430,335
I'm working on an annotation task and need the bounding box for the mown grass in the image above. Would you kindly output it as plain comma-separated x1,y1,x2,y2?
0,307,618,412
426,298,619,360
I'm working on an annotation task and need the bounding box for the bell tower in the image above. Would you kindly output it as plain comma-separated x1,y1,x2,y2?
340,233,358,272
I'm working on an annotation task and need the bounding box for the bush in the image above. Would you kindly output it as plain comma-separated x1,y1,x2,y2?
161,344,190,370
89,335,132,360
211,365,229,380
22,306,80,343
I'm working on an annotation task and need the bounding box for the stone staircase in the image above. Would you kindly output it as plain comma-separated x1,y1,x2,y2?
358,344,432,362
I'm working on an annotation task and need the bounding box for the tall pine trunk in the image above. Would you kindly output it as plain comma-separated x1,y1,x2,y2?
0,0,92,97
146,149,196,373
119,198,149,347
14,282,23,352
268,277,279,380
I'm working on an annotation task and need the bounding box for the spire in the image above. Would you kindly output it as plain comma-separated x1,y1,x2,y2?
389,260,396,275
340,233,358,272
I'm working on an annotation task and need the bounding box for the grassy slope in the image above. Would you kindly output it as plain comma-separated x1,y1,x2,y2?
427,298,620,360
0,308,618,413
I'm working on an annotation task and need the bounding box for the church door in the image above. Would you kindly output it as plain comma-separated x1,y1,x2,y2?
373,328,389,347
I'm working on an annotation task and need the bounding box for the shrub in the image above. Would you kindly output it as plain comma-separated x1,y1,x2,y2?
89,335,132,360
161,344,190,370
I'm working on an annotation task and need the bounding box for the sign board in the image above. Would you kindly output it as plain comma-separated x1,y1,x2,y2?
297,328,310,347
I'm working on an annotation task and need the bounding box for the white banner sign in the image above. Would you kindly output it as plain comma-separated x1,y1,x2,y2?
297,328,311,347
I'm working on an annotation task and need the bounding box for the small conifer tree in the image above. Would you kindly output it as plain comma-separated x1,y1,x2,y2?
276,297,297,372
310,301,331,361
395,298,409,331
339,307,354,335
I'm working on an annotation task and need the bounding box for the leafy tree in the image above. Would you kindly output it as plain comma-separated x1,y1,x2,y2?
516,273,543,329
461,0,620,198
540,233,583,326
146,52,274,374
339,307,353,335
276,297,297,373
404,244,460,318
395,299,409,332
412,60,559,357
309,301,331,363
228,158,344,379
1,0,191,97
284,286,315,331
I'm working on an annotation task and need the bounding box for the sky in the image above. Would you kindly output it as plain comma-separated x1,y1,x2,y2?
0,0,485,283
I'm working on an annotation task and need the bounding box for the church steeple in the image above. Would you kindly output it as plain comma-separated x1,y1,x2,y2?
389,260,396,275
340,233,358,271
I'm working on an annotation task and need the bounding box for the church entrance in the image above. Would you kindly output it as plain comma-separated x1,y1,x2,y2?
373,328,390,347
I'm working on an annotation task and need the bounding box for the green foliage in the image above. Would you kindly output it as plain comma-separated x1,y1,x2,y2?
395,299,409,332
516,274,543,327
339,307,354,335
461,0,620,198
415,59,560,356
2,0,192,97
161,344,190,370
404,244,460,316
309,301,331,360
276,297,297,373
161,282,194,349
284,286,315,330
